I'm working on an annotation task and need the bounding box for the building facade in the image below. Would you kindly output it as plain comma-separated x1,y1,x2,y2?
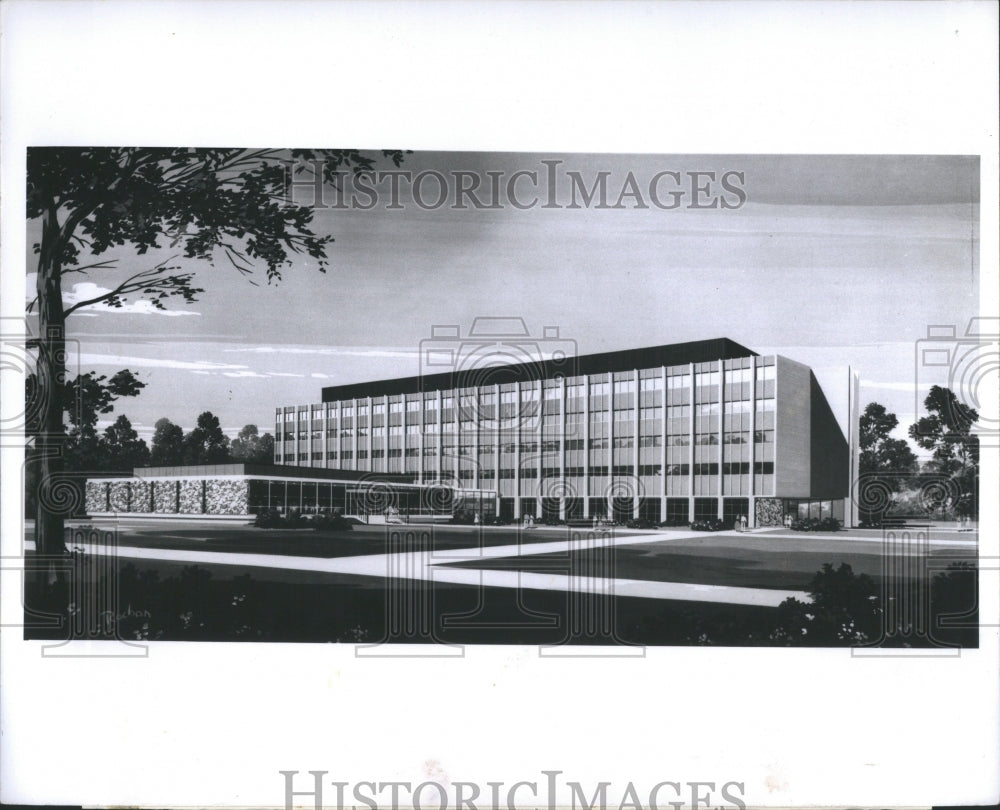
85,464,495,520
275,338,857,527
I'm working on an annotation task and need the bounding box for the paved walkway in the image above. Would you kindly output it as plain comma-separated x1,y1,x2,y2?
25,528,812,607
25,524,976,608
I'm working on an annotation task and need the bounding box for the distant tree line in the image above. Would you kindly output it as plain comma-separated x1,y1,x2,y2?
25,367,274,514
79,412,275,471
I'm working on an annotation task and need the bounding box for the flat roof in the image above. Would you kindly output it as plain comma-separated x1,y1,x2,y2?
319,337,756,401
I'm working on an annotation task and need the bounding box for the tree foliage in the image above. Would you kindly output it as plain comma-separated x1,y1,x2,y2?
150,418,185,466
230,424,275,464
27,147,407,315
909,386,979,517
27,147,405,556
100,414,151,470
181,411,231,465
858,402,919,490
25,369,146,471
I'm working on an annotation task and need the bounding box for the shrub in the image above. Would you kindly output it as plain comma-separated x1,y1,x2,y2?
448,509,477,525
310,512,354,532
790,517,842,532
771,563,881,645
253,508,328,529
253,508,283,528
690,518,726,532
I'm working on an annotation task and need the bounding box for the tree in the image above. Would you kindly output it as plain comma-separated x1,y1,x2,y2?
150,418,185,466
24,370,145,525
61,370,147,472
858,401,919,486
181,411,231,465
100,415,151,471
860,402,901,453
27,147,405,556
909,386,979,518
230,424,275,464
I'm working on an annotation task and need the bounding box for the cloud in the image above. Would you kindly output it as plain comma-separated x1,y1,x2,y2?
28,276,202,317
224,345,419,358
78,352,248,372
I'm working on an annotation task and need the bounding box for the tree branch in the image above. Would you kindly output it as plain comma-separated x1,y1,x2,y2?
62,256,185,317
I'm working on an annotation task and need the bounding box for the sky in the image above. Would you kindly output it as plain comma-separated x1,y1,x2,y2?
25,152,981,448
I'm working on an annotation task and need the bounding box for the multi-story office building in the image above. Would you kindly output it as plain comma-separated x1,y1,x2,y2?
275,338,858,527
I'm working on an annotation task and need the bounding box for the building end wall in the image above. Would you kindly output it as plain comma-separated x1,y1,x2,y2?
775,356,812,497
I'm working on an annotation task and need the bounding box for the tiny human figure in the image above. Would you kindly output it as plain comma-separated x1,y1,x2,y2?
740,514,748,531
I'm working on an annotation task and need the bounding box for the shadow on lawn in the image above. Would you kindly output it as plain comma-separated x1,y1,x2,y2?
23,559,978,648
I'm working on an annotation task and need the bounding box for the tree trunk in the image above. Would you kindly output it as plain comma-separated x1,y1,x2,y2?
34,204,68,571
